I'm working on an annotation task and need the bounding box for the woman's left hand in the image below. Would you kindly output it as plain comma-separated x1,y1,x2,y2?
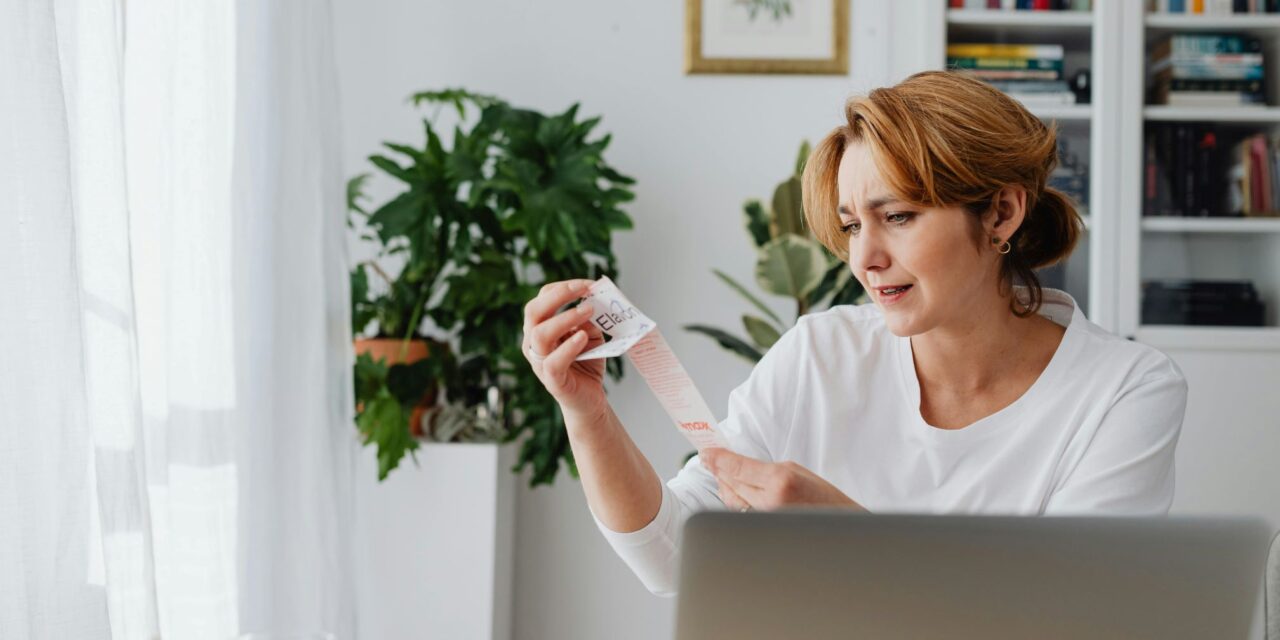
701,448,864,512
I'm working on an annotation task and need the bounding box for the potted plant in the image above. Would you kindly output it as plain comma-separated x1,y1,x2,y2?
349,88,634,483
685,141,864,361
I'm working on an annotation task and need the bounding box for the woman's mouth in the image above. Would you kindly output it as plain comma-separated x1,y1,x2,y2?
874,284,913,305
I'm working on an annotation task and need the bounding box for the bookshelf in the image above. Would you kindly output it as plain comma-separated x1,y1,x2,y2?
940,3,1118,326
923,2,1280,350
1119,2,1280,347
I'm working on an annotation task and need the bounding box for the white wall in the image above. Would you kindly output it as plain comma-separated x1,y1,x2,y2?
332,3,1280,640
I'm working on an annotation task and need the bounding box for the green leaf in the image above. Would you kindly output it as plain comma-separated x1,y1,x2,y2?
830,271,866,307
806,260,848,309
683,324,763,363
351,266,375,333
742,315,781,350
771,175,806,237
355,388,419,481
743,200,771,248
383,142,423,164
369,154,414,184
754,234,828,300
712,269,783,328
367,191,427,243
794,140,811,177
347,173,371,216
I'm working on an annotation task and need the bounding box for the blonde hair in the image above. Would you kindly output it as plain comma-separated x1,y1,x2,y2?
801,70,1083,316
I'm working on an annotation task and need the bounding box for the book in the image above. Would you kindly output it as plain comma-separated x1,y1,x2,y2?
986,80,1074,93
1149,60,1265,80
1151,35,1262,58
956,68,1061,81
946,43,1065,60
948,57,1064,71
1158,90,1266,106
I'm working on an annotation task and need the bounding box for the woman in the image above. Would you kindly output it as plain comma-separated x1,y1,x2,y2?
520,71,1187,596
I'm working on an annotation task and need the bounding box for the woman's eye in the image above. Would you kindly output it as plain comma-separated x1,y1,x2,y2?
839,221,860,234
886,212,914,225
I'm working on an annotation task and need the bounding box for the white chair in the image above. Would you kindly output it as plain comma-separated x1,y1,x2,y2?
1268,529,1280,640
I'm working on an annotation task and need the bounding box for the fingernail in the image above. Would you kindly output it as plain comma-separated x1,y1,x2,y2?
573,330,586,341
579,305,593,315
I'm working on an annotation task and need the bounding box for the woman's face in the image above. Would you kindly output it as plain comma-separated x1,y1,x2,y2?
836,143,1001,337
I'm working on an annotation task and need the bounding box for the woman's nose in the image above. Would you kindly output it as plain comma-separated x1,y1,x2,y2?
849,226,889,275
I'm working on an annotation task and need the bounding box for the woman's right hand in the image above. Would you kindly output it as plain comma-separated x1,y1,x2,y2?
522,279,609,421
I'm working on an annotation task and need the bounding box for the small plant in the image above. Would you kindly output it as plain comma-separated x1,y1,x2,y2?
685,142,863,363
735,0,794,22
350,88,634,483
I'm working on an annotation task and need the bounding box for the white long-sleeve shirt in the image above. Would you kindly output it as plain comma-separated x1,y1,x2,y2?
593,289,1188,596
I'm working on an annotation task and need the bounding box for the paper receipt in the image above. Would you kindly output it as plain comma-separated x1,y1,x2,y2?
575,277,728,451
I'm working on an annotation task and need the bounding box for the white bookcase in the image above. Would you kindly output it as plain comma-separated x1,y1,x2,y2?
915,3,1280,352
1119,3,1280,350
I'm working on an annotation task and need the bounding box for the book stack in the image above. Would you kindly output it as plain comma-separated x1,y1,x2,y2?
948,43,1077,106
949,0,1091,10
1147,0,1280,14
1142,280,1265,326
1148,34,1266,107
1144,124,1280,217
1228,133,1280,216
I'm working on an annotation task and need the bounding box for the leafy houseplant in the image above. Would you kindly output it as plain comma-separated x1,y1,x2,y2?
685,142,864,363
350,88,634,484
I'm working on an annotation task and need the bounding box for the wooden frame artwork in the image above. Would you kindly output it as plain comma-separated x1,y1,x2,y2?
685,0,849,75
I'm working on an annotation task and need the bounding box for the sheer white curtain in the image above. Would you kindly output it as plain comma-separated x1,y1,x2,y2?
1,1,355,638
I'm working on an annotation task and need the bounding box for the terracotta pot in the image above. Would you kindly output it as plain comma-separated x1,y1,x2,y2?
354,338,436,437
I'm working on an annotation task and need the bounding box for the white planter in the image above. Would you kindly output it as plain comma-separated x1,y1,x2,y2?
354,441,516,640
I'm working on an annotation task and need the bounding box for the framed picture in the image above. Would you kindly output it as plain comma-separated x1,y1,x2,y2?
685,0,849,75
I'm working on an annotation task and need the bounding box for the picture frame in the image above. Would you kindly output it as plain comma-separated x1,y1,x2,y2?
685,0,849,75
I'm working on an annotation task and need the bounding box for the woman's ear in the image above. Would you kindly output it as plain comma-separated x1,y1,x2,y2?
986,186,1028,241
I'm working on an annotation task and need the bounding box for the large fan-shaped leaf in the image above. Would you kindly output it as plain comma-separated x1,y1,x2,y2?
754,235,828,300
771,176,805,237
743,199,771,248
742,315,781,350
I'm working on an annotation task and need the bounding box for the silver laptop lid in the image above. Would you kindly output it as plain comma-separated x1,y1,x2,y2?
675,512,1271,640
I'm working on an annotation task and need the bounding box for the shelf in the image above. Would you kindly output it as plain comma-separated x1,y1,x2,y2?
1145,13,1280,37
948,9,1093,30
1136,325,1280,351
1144,106,1280,123
1026,104,1092,121
1142,217,1280,233
947,9,1093,46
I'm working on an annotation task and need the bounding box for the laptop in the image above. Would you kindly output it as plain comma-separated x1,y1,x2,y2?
674,511,1272,640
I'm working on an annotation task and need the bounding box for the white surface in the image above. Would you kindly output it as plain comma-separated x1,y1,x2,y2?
354,443,515,640
947,7,1093,28
1145,13,1280,35
1026,104,1093,121
699,0,834,60
1144,106,1280,123
2,1,148,637
1137,326,1280,351
1142,217,1280,233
